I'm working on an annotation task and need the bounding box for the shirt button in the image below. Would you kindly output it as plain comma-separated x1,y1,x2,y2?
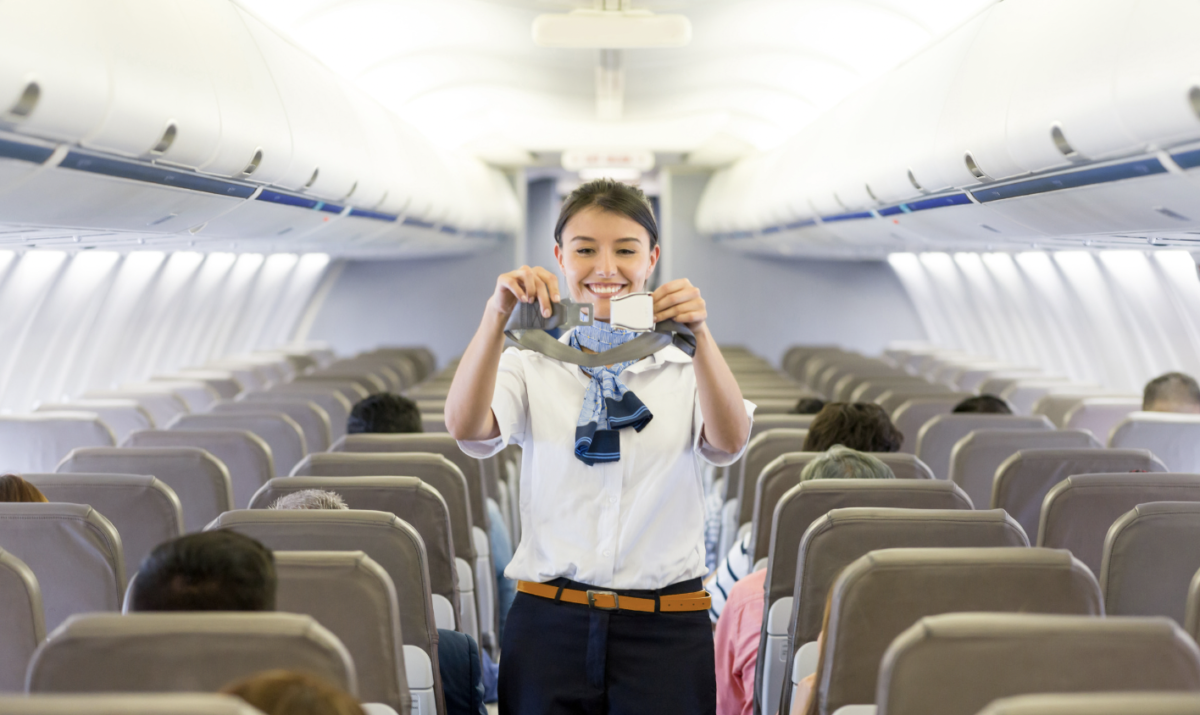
603,550,611,557
608,498,617,506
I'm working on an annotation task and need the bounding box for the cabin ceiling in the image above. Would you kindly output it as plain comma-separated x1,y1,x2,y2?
239,0,994,165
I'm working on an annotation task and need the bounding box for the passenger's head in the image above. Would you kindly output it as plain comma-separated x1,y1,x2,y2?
1143,372,1200,413
221,670,364,715
799,445,895,482
802,403,903,453
268,489,348,511
790,397,826,415
952,394,1013,414
347,393,422,434
553,179,660,321
0,474,47,503
130,531,276,612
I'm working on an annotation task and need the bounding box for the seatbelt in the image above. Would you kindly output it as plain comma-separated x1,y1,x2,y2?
504,293,696,368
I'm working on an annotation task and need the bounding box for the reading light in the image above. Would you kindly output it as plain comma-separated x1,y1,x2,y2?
533,8,692,48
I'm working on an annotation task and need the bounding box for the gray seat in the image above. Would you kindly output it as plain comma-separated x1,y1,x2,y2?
0,415,115,473
35,400,153,443
124,381,219,412
723,415,815,516
0,503,123,633
809,548,1101,715
207,509,441,700
57,447,233,534
767,508,1025,715
0,549,44,692
889,395,972,452
242,388,351,442
82,391,189,427
25,473,184,584
875,613,1200,715
169,413,305,478
750,452,937,562
123,430,272,510
1110,413,1200,473
916,414,1055,481
27,612,355,697
1063,398,1143,443
878,389,964,418
157,373,242,401
992,448,1168,542
422,414,448,433
948,429,1101,511
250,476,463,635
1034,393,1141,429
303,371,387,395
735,428,809,529
0,694,264,714
287,376,371,403
849,378,942,403
269,552,417,715
325,359,405,391
1102,502,1200,623
977,693,1200,715
211,399,332,453
1039,473,1200,576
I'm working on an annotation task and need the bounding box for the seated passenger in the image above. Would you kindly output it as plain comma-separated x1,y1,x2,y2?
790,397,826,415
1143,372,1200,413
714,447,893,715
348,393,423,434
268,488,348,510
0,474,47,502
129,531,276,612
222,669,365,715
952,394,1012,414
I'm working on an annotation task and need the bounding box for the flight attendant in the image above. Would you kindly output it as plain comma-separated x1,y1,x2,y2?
446,178,754,715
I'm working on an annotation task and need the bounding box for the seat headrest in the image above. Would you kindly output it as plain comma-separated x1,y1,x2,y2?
0,414,116,473
976,692,1200,715
0,693,264,715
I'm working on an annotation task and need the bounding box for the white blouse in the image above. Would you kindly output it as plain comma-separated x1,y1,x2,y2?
458,332,756,590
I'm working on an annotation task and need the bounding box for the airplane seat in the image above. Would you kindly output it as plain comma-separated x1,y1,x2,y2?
210,399,332,454
0,548,44,692
245,387,352,443
1062,398,1142,445
157,373,243,401
24,472,184,585
0,694,265,714
288,377,370,404
947,429,1100,509
976,692,1200,715
1033,393,1140,429
168,412,305,477
34,400,153,443
1110,413,1200,473
57,446,233,534
124,381,220,413
888,396,971,453
0,503,124,633
1102,502,1200,624
0,414,115,473
914,413,1055,481
123,429,272,510
734,428,810,530
82,391,189,428
302,371,387,396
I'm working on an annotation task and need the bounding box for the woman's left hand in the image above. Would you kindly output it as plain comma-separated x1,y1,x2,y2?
653,278,707,331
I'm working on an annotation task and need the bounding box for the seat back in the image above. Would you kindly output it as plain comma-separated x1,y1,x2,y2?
27,612,355,696
736,429,809,528
890,396,972,452
1040,473,1200,576
124,430,272,509
243,388,351,442
993,448,1168,541
82,391,188,427
288,377,370,402
207,509,440,661
211,399,332,453
1063,398,1143,443
0,694,264,714
251,476,459,621
850,378,943,404
1034,393,1137,428
124,381,219,412
292,452,475,560
25,473,183,584
332,433,488,532
876,613,1200,715
422,414,448,433
976,693,1200,715
949,429,1100,509
916,414,1055,481
0,503,123,633
816,548,1100,715
169,413,305,478
35,401,153,443
0,415,115,473
1111,413,1200,472
0,549,44,692
1103,502,1200,624
751,452,937,563
274,551,410,714
57,447,232,534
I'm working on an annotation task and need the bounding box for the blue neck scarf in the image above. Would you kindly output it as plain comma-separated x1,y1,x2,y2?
569,322,654,466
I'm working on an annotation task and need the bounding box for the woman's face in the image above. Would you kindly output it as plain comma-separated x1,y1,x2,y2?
555,205,660,320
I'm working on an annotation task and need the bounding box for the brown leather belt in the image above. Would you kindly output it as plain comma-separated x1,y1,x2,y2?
517,580,711,613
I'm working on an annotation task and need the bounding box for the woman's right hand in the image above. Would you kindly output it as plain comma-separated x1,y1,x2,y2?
489,265,562,320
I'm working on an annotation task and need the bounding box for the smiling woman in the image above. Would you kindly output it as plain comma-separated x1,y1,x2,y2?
444,178,754,715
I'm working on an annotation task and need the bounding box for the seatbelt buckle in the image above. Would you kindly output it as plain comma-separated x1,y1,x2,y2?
609,292,655,333
505,298,594,335
587,589,620,610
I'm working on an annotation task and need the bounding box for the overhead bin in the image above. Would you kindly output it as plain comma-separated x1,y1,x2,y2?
1114,0,1200,149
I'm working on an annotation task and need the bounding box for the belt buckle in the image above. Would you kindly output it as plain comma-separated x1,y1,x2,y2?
586,589,620,611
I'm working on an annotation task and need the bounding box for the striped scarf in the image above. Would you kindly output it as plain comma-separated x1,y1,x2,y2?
569,322,654,466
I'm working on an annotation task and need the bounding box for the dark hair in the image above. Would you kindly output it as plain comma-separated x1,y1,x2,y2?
554,178,658,249
222,670,364,715
347,393,422,434
131,531,276,612
802,403,903,453
0,474,47,503
952,394,1012,414
1144,372,1200,411
791,397,827,415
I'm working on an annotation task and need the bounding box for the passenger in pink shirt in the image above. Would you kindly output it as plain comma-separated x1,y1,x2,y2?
714,568,767,715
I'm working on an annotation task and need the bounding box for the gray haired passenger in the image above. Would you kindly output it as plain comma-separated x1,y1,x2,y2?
1144,372,1200,413
267,488,348,511
799,444,895,482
